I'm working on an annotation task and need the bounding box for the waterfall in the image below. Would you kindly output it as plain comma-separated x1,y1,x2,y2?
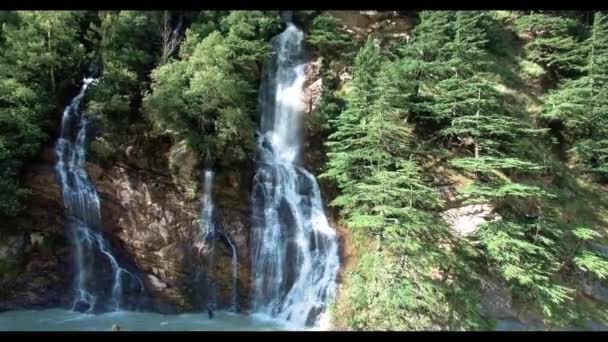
201,170,215,239
54,76,143,313
199,169,217,309
250,17,340,327
199,169,239,311
219,231,239,312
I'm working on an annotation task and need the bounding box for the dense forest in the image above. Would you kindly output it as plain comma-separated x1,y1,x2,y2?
1,10,608,330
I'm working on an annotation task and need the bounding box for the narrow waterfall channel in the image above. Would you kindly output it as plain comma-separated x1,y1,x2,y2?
54,76,144,313
198,169,239,311
250,15,340,327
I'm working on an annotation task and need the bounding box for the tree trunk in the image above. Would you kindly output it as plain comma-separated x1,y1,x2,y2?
160,11,183,65
160,11,171,65
474,87,481,159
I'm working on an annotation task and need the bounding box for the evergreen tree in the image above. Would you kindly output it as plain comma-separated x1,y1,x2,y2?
514,12,585,82
411,11,580,323
396,11,455,127
542,12,608,178
0,11,88,216
325,39,484,330
323,39,384,195
306,14,356,60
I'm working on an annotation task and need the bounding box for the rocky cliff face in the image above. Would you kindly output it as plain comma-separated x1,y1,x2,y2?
0,147,73,311
86,132,255,312
0,129,255,313
0,17,335,314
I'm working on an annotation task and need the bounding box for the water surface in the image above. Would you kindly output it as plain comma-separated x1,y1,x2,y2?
0,309,299,331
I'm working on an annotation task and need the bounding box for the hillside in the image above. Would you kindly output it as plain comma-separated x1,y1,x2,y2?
0,10,607,331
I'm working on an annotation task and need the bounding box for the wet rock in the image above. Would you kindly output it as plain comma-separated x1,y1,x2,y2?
74,300,91,313
168,140,199,200
91,138,253,312
147,274,168,290
0,145,71,310
0,235,25,260
86,162,104,182
582,279,608,304
302,57,323,116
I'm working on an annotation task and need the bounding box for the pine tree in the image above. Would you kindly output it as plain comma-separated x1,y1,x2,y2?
514,12,585,82
323,39,384,198
397,11,455,127
325,39,484,330
542,11,608,178
411,11,579,323
306,14,356,60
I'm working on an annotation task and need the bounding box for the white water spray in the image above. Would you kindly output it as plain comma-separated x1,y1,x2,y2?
251,19,340,327
54,77,143,312
199,169,239,310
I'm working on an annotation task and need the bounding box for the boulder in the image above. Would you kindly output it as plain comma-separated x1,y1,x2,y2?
303,57,323,116
441,204,501,237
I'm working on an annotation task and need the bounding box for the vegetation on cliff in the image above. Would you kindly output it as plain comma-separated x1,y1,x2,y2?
322,11,608,330
1,10,608,330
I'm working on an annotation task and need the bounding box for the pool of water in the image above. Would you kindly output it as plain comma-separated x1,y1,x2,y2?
0,309,305,331
3,309,605,331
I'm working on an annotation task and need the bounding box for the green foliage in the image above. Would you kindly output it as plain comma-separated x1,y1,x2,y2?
306,14,356,59
2,11,86,95
220,11,281,70
2,9,608,329
329,10,608,329
89,137,116,164
325,38,483,330
541,12,608,178
569,227,608,280
476,220,575,319
514,13,585,80
86,11,163,119
0,11,87,216
144,12,279,165
574,251,608,279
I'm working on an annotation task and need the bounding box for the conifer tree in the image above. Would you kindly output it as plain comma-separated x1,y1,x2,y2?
412,11,578,322
543,11,608,177
515,12,584,81
323,39,384,197
325,38,484,330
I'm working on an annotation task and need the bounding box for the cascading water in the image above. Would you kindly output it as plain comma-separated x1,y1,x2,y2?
251,16,340,327
199,169,217,310
198,169,239,311
54,76,144,313
219,230,239,311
